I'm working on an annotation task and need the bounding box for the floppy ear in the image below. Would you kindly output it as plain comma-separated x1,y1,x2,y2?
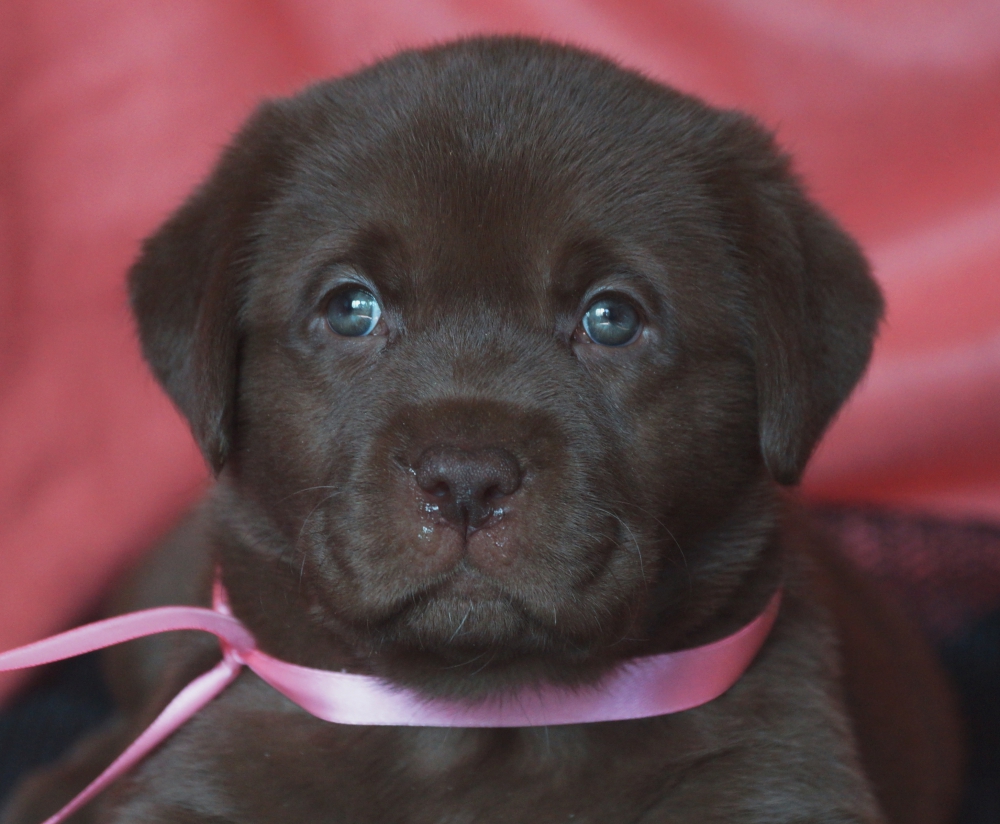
711,115,884,485
129,102,293,472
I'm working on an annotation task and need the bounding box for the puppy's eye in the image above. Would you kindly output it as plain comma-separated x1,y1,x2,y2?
581,295,641,346
326,286,382,337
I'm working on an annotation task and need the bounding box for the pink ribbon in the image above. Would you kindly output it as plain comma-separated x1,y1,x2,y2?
0,583,781,824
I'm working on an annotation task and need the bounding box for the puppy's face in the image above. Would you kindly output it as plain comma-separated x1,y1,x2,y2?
131,39,881,689
235,108,756,669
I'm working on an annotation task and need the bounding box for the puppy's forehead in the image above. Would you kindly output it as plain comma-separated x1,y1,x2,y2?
254,47,732,321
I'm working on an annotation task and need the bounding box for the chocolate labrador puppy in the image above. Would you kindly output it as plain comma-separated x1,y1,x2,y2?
4,37,961,824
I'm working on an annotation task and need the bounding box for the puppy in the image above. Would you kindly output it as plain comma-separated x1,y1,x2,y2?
4,37,962,824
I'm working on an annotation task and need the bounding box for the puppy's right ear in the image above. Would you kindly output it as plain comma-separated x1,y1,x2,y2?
129,103,292,472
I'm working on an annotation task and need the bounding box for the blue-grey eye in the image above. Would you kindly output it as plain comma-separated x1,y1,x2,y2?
326,286,382,337
581,296,641,346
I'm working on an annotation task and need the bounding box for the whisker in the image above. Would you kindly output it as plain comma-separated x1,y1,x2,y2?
447,604,474,643
441,650,488,670
598,499,694,593
286,490,345,588
469,649,499,676
587,504,647,583
276,485,342,505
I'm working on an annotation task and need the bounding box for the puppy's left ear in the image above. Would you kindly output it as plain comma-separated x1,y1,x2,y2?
712,115,884,486
129,102,294,472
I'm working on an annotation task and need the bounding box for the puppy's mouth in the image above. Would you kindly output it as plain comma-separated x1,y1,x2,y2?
370,563,553,657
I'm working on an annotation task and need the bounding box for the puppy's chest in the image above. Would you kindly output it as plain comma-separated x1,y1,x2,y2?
159,677,717,823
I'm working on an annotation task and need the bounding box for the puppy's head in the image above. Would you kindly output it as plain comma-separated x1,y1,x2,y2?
130,38,881,692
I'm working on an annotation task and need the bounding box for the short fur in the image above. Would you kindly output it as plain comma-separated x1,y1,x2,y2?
3,37,961,824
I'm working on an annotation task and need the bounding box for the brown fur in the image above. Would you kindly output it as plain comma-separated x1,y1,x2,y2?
3,37,961,823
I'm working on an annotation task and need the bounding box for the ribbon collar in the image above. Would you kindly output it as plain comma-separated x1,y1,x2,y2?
0,580,781,824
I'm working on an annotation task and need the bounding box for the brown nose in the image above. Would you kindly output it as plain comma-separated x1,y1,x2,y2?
414,446,522,531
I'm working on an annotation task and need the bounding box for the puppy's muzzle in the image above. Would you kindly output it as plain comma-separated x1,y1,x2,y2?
414,445,522,533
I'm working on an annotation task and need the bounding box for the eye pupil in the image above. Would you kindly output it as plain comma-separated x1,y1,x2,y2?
326,287,382,337
582,297,640,346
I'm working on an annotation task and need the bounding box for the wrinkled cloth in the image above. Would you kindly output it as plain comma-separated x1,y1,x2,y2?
2,1,999,705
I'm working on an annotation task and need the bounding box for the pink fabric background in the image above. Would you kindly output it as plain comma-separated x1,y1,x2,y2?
2,1,998,704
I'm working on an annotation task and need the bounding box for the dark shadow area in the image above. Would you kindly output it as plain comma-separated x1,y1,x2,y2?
0,653,113,803
941,610,1000,824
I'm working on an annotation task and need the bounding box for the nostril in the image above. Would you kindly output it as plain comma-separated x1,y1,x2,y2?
428,482,450,499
